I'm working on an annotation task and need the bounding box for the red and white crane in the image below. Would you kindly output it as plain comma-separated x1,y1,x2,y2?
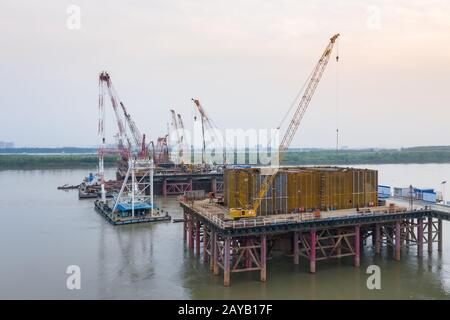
98,71,134,201
98,71,153,200
120,101,148,158
170,109,184,163
154,135,170,164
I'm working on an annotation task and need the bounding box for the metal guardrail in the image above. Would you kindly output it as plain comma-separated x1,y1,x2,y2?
182,200,410,230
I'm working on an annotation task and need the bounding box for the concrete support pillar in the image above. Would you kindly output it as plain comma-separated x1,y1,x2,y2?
213,233,219,275
211,177,217,194
418,218,424,257
375,223,381,255
428,217,433,253
224,237,231,286
260,234,267,282
195,220,201,255
395,221,401,261
293,231,299,265
438,219,443,253
355,225,361,267
310,230,316,273
162,178,167,197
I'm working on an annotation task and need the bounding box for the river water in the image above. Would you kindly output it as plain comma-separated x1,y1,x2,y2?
0,164,449,299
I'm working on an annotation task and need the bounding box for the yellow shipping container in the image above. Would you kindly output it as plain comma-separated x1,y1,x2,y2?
223,166,378,215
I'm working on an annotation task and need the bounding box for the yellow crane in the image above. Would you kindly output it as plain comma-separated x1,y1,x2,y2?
229,33,340,219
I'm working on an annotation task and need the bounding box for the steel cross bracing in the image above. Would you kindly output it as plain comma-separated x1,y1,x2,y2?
112,158,155,217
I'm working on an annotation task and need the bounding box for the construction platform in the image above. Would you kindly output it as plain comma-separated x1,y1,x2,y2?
80,172,223,198
180,198,449,286
95,200,171,225
154,172,222,196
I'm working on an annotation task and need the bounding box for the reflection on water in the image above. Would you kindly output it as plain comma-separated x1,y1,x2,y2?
0,165,449,299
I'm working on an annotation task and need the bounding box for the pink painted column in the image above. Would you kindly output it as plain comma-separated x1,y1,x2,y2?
310,230,316,273
188,179,193,192
428,217,433,253
188,219,194,251
195,220,201,255
395,221,401,261
418,218,424,257
438,219,443,253
213,233,219,275
375,224,381,255
261,234,267,282
293,231,299,265
203,226,208,263
210,231,215,271
354,225,360,267
224,237,231,286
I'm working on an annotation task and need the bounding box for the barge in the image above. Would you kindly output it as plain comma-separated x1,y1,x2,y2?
95,199,171,225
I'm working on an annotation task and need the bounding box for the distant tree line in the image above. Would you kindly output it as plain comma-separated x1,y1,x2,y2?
1,146,450,169
0,154,117,170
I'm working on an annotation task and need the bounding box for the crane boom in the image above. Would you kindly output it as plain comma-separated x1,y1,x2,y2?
154,135,169,164
99,72,131,152
191,98,226,164
170,109,183,163
177,114,186,145
98,71,133,201
120,102,143,149
238,34,340,216
279,33,339,153
178,113,189,159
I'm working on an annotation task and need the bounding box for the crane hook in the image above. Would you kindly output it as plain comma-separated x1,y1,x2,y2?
335,38,339,62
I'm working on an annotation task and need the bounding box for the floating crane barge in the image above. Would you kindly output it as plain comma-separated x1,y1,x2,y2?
95,200,170,225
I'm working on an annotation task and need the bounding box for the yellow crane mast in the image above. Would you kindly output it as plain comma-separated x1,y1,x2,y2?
230,33,340,219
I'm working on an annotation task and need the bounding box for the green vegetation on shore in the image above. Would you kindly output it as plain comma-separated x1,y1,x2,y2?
0,154,118,170
1,146,450,169
282,148,450,165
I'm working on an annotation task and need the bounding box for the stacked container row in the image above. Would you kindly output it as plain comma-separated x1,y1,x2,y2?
223,166,378,216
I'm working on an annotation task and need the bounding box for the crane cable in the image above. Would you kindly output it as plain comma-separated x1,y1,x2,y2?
335,38,340,154
277,38,341,144
277,67,315,130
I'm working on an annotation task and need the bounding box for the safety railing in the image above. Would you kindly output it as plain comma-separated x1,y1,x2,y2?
181,200,413,230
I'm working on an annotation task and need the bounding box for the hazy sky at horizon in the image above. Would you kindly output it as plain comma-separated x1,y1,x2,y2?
1,0,449,148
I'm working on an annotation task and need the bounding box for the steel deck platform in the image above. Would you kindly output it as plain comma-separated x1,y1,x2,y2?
180,199,450,236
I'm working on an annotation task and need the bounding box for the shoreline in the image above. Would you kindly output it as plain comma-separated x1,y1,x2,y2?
2,152,450,170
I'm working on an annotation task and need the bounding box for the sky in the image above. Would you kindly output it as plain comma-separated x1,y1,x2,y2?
0,0,449,149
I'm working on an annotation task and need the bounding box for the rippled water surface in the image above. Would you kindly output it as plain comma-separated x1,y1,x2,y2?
0,164,449,299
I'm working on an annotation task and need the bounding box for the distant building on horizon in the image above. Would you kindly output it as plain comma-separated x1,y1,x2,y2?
0,141,15,148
